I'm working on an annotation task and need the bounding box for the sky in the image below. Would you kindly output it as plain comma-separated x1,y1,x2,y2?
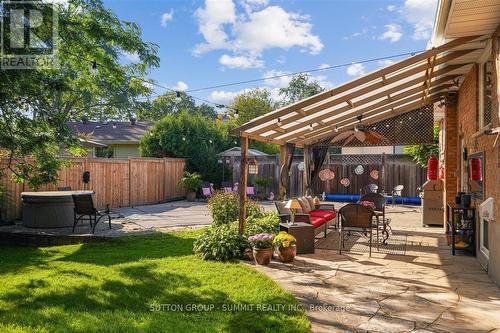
104,0,438,106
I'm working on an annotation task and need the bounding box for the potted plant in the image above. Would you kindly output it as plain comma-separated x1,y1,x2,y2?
248,233,274,265
254,176,272,200
178,171,202,201
273,231,297,263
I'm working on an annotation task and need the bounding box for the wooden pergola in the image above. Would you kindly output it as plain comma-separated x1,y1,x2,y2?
231,35,484,234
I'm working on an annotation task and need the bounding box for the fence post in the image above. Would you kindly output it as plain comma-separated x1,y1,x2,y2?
128,158,132,207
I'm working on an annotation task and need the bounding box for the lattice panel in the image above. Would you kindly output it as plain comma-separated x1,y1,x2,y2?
323,105,435,147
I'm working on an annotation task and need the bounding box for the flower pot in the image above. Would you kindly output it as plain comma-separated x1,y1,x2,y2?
278,245,296,263
186,191,196,201
253,247,273,265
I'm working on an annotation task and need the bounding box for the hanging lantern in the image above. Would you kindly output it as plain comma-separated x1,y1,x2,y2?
470,158,482,181
427,156,438,180
248,157,258,175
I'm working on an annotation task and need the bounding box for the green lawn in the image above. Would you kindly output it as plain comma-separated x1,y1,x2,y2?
0,231,310,333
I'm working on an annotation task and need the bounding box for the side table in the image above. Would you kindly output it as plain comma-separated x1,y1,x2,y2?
279,222,315,254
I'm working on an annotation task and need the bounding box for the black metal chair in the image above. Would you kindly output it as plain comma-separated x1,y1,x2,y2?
359,193,390,243
338,203,375,257
72,194,111,233
360,184,378,195
58,186,72,191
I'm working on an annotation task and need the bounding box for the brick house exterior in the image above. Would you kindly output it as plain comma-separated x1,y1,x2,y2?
436,11,500,285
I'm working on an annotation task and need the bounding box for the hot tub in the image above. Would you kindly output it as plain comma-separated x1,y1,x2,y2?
21,191,94,228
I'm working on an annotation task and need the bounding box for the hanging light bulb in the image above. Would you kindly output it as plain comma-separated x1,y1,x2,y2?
234,110,239,119
90,61,98,75
175,91,182,102
334,125,339,132
277,118,282,126
112,121,117,129
386,124,390,128
399,120,403,124
209,139,213,144
309,124,314,131
182,137,186,141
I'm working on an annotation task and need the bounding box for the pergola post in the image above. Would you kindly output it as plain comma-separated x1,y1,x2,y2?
238,136,249,235
278,145,286,200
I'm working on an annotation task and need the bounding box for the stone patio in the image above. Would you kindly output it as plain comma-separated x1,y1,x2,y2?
253,205,500,333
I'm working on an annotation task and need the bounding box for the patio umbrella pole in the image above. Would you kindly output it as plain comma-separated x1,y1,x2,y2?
238,136,249,235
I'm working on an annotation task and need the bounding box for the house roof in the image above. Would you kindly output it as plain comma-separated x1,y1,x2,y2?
68,121,154,144
218,147,270,158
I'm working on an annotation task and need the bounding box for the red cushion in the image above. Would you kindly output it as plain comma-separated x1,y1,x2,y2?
310,216,327,228
309,210,336,221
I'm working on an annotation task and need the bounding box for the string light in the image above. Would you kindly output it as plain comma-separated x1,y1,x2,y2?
234,110,239,119
90,60,98,75
182,137,186,141
175,91,182,102
309,124,314,131
277,118,282,126
334,125,339,132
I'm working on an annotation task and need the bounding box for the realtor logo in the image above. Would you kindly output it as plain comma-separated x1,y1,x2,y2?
1,1,58,69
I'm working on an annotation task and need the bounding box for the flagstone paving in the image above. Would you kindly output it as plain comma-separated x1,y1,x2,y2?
253,206,500,333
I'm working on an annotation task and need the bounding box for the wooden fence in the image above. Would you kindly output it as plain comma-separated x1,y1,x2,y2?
232,154,426,198
0,157,186,221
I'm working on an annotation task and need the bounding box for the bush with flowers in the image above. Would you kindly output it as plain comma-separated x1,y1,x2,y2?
273,231,296,249
248,233,274,249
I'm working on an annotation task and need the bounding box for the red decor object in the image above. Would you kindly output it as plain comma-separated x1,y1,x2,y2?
427,156,438,180
470,158,482,181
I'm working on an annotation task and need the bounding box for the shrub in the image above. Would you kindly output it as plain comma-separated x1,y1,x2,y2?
245,212,280,236
193,224,249,261
208,191,263,226
178,171,202,192
273,231,296,248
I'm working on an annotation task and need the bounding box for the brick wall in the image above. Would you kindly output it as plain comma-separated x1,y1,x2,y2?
454,30,500,285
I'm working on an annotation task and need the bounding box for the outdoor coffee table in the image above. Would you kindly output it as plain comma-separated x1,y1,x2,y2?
279,222,315,254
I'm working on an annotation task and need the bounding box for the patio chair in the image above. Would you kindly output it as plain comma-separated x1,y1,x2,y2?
359,193,390,243
391,185,404,206
246,184,256,198
222,181,234,193
338,203,375,257
72,193,111,233
58,186,72,191
360,184,378,195
201,182,213,200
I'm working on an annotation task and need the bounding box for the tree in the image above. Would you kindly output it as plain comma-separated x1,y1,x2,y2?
140,111,233,185
403,125,440,167
0,0,159,188
137,92,217,121
278,74,324,105
230,89,274,125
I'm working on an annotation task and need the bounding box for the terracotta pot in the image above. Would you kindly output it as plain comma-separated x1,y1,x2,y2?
186,191,196,201
278,245,296,263
253,247,273,265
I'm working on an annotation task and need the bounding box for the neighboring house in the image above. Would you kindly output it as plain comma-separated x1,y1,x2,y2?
67,119,154,158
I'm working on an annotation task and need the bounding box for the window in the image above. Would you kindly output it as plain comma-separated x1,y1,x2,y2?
96,146,113,158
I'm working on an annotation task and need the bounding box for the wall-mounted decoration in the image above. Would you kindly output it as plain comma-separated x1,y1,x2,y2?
370,169,379,180
319,168,335,181
340,178,350,187
297,161,305,171
354,165,364,175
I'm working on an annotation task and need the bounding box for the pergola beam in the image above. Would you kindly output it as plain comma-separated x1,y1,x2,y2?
230,35,480,136
248,50,475,138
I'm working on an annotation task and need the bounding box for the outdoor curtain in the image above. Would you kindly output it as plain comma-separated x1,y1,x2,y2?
304,143,329,195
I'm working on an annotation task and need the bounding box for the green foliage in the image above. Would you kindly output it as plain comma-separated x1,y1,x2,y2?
245,213,280,236
137,92,217,121
0,0,159,187
230,89,275,125
207,192,263,226
193,224,248,261
178,171,202,192
273,231,297,248
278,74,325,106
403,124,440,167
140,111,232,184
254,176,273,195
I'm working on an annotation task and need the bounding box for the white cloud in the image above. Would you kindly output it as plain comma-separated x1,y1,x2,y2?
124,52,140,63
275,55,286,64
219,54,263,69
342,27,369,40
193,1,323,68
262,70,292,88
400,0,437,40
346,63,365,76
379,24,403,42
161,10,174,27
318,63,330,69
172,81,188,91
378,59,395,67
208,90,242,105
387,5,397,12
